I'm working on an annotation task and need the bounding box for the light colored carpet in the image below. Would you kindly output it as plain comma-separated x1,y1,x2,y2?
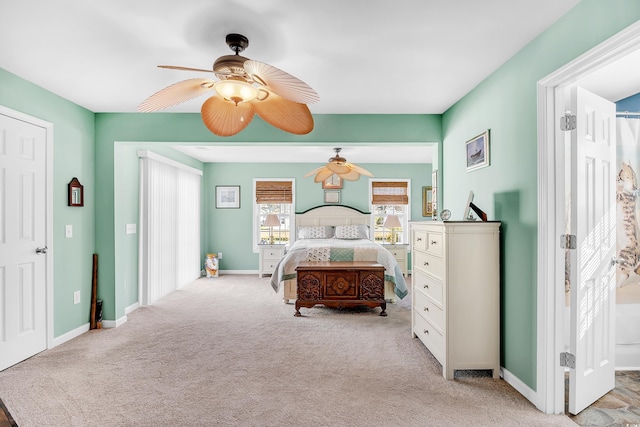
0,275,575,426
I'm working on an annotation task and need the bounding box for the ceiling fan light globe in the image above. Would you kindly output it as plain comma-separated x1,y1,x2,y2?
214,80,258,105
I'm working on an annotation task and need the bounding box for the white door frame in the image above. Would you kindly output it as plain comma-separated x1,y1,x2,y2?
536,21,640,414
0,105,54,350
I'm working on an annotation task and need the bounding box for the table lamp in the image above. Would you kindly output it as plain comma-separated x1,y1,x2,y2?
383,214,402,244
264,214,281,245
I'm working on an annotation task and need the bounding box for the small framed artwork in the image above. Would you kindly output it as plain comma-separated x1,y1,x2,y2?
322,174,343,189
422,186,433,217
324,190,341,204
466,130,490,172
216,185,240,209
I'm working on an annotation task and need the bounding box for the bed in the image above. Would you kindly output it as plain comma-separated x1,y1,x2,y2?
269,205,408,304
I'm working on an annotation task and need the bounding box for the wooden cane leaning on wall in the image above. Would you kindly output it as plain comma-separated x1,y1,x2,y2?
90,254,98,330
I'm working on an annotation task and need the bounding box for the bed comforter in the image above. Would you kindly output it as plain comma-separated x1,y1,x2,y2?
270,238,408,299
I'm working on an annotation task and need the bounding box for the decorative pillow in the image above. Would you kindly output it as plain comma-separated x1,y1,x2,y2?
297,226,334,239
334,224,369,240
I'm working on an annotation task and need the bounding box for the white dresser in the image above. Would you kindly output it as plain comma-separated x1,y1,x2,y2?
382,244,408,276
258,244,286,278
410,221,500,379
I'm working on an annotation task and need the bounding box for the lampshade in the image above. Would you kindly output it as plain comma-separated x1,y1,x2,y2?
383,214,402,229
214,79,259,105
264,214,281,227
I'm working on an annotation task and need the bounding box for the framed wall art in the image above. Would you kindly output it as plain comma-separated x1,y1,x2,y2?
422,186,433,217
324,190,341,204
465,130,490,172
216,185,240,209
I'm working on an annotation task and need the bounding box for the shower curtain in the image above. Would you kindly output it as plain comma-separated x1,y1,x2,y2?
616,116,640,298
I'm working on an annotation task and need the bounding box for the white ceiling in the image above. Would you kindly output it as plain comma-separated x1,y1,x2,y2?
9,0,640,164
1,0,580,115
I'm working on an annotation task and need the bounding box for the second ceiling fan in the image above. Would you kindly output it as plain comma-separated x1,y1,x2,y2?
138,33,319,137
304,147,373,182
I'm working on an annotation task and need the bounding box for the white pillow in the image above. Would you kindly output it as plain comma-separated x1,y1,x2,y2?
334,224,369,240
297,226,334,239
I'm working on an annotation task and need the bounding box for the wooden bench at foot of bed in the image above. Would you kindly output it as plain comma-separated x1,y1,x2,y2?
294,261,387,317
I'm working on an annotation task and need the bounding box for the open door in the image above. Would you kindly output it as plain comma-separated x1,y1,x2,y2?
568,86,616,414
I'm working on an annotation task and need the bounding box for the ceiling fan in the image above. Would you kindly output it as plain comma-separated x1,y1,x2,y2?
138,33,319,137
304,147,373,182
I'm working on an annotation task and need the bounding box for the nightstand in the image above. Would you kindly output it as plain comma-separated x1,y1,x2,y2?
383,244,408,276
258,244,286,278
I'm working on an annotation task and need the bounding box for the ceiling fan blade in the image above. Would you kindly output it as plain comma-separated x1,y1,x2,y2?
200,95,255,136
244,60,319,105
348,163,373,177
303,165,326,178
340,169,361,181
253,92,314,135
326,162,351,174
313,168,334,183
158,65,214,73
138,78,215,112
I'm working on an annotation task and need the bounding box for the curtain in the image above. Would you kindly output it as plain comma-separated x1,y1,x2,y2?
615,117,640,292
139,152,202,305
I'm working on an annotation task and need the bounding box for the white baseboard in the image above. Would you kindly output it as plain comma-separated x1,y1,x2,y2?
102,315,127,329
125,302,139,315
219,270,259,275
501,367,537,406
52,322,90,348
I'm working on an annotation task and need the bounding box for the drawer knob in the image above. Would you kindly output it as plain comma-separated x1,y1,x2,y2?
423,261,429,266
417,237,422,241
430,240,437,245
423,306,429,312
423,284,429,289
423,329,429,335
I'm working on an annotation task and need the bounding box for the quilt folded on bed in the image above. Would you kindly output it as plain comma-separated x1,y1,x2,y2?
270,239,408,299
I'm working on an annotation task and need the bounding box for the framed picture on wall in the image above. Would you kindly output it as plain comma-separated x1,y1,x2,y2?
422,186,433,217
324,190,341,204
216,185,240,209
466,130,490,172
322,174,343,189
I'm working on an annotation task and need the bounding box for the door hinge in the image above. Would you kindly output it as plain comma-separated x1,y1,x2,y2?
560,352,575,369
560,113,576,131
560,234,576,249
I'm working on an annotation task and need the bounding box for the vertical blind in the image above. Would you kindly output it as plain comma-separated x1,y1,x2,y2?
139,152,202,305
371,181,409,205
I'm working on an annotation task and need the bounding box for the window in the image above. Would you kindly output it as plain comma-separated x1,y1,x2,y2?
254,179,294,250
370,180,410,245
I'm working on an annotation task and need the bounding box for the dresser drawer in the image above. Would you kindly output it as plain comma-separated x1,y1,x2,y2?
413,251,444,282
412,230,427,252
413,271,443,306
414,286,444,331
413,311,444,363
426,230,443,256
262,249,284,261
262,260,280,272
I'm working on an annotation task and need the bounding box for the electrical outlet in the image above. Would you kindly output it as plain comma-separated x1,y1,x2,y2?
218,252,222,260
73,291,80,305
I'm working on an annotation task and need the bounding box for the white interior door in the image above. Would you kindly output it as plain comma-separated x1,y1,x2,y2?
568,86,616,414
0,112,48,371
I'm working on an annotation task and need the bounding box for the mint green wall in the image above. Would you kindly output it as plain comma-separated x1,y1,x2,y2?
441,0,640,389
96,114,441,321
203,162,431,270
0,68,95,337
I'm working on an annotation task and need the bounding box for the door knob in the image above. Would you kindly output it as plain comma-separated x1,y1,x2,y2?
36,246,48,254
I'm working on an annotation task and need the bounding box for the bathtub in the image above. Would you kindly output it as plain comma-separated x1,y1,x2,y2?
563,304,640,370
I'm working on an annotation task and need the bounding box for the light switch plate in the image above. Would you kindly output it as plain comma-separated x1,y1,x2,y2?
125,224,137,234
65,224,73,238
